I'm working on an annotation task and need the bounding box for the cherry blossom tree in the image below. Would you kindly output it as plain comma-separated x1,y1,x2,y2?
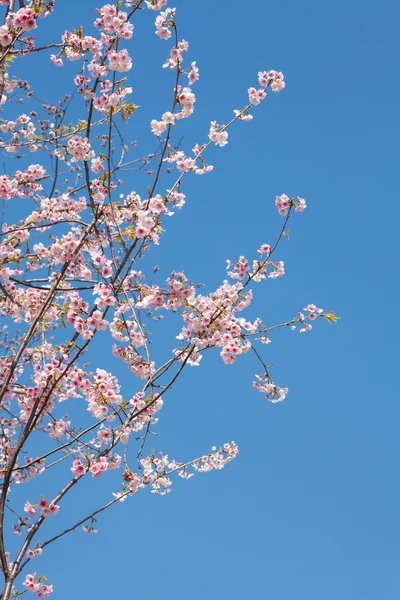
0,1,336,598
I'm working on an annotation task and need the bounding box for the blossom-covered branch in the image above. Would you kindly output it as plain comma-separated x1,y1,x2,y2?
0,1,335,598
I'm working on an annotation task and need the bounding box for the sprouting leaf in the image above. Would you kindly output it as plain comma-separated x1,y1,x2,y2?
76,120,87,131
124,103,139,114
324,311,338,324
120,102,139,122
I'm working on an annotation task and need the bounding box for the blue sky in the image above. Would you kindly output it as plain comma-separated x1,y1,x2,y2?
3,0,400,598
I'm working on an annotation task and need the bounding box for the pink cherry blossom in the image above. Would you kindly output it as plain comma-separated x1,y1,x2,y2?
188,61,199,84
146,0,168,9
248,87,267,105
108,49,132,72
0,25,12,47
38,584,53,598
67,136,95,162
24,501,36,518
23,573,40,593
155,7,175,39
150,119,167,136
71,459,86,477
271,78,286,92
208,121,228,147
296,197,307,212
162,111,175,125
13,7,36,32
50,55,63,67
275,193,291,215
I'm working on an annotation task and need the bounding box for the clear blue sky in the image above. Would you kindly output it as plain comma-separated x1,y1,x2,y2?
4,0,400,598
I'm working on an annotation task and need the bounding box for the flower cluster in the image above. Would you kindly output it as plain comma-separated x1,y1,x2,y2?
173,279,258,366
127,442,239,496
209,121,228,147
13,7,36,32
298,303,324,332
94,4,133,39
253,375,289,403
23,573,53,597
258,69,285,92
150,111,175,136
248,70,285,106
146,0,168,10
24,498,60,518
226,244,282,283
27,547,43,560
0,25,11,47
108,48,132,72
66,136,95,162
45,419,71,440
275,194,307,216
154,7,175,39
